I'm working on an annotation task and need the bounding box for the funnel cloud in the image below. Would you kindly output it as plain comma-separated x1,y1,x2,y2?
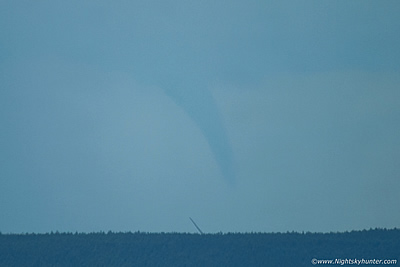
164,81,235,184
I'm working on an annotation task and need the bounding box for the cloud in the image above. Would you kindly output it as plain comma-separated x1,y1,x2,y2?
2,0,400,233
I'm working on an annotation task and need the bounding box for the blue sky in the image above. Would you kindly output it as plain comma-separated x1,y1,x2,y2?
1,0,400,233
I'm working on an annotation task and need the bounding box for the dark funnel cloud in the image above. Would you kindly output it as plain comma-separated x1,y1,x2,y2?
164,80,236,184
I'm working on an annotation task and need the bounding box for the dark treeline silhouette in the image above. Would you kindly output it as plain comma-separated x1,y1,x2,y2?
0,228,399,266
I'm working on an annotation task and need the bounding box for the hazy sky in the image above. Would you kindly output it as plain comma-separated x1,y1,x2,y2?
1,1,400,234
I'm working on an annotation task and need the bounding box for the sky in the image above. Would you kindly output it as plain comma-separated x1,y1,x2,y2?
1,0,400,234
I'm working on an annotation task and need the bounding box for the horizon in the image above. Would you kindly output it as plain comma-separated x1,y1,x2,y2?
2,226,399,236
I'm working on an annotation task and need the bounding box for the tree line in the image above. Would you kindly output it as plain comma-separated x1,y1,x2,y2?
0,228,399,266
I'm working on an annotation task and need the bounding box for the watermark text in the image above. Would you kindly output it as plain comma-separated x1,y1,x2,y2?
311,258,397,265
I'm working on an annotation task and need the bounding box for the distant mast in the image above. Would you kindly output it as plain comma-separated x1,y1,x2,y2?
189,217,204,235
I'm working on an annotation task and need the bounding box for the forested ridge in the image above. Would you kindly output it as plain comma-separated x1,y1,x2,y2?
0,228,399,266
